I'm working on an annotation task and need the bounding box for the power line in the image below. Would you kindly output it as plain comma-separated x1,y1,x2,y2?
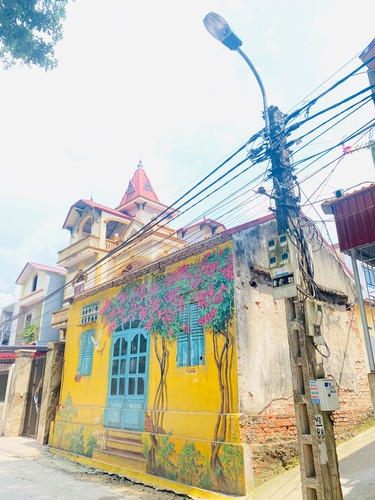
286,54,375,124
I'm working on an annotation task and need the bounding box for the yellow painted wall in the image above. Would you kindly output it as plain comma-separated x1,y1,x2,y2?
50,241,246,497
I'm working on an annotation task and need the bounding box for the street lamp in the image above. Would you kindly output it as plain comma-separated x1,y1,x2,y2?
203,12,270,135
203,12,343,500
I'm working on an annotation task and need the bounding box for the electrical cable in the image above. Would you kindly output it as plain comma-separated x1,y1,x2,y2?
286,55,375,124
286,83,375,136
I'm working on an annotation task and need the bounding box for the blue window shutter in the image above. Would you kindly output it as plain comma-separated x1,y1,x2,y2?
85,331,94,374
177,303,204,367
190,303,204,366
78,333,86,375
178,307,189,366
78,330,94,376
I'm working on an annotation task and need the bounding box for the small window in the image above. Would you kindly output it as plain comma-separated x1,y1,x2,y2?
32,274,38,292
127,182,135,195
177,303,204,367
364,266,375,288
81,302,99,324
78,330,95,376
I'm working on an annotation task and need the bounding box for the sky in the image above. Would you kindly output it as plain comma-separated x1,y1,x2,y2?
0,0,374,308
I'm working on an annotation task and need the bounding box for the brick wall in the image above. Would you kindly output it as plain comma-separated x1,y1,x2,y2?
241,391,373,484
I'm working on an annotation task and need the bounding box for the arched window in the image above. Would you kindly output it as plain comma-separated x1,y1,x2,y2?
78,215,94,238
82,217,93,235
31,274,38,292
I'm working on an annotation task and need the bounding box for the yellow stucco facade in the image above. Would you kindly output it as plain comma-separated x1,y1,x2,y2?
49,242,248,498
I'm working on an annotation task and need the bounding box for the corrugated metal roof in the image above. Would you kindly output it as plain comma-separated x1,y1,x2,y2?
321,184,375,251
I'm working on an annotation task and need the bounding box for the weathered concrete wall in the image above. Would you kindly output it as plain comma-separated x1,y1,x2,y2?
232,220,372,481
233,220,292,414
4,352,34,437
0,365,13,436
37,342,65,444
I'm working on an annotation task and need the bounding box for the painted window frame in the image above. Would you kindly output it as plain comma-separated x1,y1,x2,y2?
81,302,99,325
177,302,204,367
78,329,95,376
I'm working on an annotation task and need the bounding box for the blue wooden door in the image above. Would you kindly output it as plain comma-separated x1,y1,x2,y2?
104,320,149,431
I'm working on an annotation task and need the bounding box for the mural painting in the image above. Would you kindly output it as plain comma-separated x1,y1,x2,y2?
52,393,98,458
100,244,243,494
50,244,245,496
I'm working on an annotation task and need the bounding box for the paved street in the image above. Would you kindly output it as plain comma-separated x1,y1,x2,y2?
249,425,375,500
0,427,374,499
0,437,187,500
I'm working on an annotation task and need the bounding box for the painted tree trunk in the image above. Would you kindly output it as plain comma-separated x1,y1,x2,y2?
210,326,234,489
148,334,169,474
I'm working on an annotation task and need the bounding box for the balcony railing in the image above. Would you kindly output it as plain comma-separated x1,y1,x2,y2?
57,235,117,265
51,308,69,329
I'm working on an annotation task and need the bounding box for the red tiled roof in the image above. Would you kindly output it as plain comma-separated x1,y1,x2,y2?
81,200,133,220
62,199,133,230
28,263,67,275
16,261,67,284
117,161,159,207
178,218,226,234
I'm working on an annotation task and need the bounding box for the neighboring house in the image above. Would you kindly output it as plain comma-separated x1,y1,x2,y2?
47,165,373,498
0,303,16,345
11,262,67,346
0,261,66,438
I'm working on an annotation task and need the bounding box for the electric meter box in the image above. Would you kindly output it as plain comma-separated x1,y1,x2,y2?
315,379,340,411
304,299,325,345
268,234,297,300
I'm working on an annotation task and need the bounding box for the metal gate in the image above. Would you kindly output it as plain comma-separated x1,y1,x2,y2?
23,356,46,437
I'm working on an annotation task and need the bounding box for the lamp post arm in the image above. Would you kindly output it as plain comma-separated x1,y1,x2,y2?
236,47,270,136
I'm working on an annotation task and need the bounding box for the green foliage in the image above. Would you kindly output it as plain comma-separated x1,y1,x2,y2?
199,468,213,490
85,434,97,458
219,444,244,478
21,322,38,343
69,425,84,455
0,0,69,70
54,393,78,448
155,435,176,479
177,441,204,485
57,393,78,422
142,437,151,462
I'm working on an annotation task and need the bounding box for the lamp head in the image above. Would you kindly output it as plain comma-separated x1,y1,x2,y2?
203,12,242,51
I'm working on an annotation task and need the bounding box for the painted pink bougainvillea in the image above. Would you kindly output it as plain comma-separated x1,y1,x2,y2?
100,245,240,495
100,245,234,336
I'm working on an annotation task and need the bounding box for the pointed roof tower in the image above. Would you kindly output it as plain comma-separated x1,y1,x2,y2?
118,160,159,208
116,161,177,221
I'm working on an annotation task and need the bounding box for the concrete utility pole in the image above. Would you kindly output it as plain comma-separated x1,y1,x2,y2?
268,106,342,500
203,12,343,500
